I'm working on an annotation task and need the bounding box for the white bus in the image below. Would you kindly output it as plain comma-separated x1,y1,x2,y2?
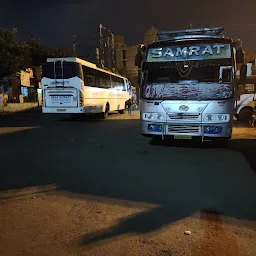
235,93,255,121
41,57,131,118
235,83,256,121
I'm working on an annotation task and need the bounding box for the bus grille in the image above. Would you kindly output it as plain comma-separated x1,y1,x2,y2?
168,113,200,120
168,125,200,134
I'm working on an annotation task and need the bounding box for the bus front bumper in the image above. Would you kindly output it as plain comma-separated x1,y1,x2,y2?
141,121,232,139
42,107,85,114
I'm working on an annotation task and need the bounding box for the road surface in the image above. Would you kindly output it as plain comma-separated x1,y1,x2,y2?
0,111,256,256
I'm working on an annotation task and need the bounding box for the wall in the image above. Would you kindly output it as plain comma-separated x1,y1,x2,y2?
114,26,158,103
143,26,158,45
0,94,4,112
115,35,126,50
1,103,39,113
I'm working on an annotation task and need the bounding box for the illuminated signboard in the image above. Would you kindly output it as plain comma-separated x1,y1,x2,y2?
146,44,231,62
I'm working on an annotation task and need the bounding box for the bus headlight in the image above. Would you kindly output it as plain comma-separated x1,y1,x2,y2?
216,114,228,121
155,113,163,120
143,113,164,121
146,113,154,119
204,114,230,123
206,114,213,121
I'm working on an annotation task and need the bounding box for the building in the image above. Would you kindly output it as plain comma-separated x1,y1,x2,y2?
75,24,115,71
115,26,158,100
0,67,41,103
143,26,158,46
115,36,139,86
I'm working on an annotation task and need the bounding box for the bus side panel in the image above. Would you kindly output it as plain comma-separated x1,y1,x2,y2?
83,86,129,113
83,86,107,113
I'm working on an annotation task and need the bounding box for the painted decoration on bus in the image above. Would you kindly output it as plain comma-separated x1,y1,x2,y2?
146,44,231,62
143,81,233,100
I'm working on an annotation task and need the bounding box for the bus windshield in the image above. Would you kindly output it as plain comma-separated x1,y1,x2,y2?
142,42,234,100
42,61,83,80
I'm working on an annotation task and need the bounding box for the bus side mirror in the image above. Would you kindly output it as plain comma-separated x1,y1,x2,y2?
135,45,146,67
240,64,247,81
135,52,143,67
236,48,245,64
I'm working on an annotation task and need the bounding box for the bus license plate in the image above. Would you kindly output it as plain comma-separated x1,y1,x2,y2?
148,124,163,132
174,135,192,140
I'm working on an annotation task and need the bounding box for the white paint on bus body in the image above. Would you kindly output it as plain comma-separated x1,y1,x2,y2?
41,58,131,114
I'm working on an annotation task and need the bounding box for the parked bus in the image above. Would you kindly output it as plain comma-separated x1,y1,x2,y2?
135,27,244,142
41,57,131,118
235,80,256,122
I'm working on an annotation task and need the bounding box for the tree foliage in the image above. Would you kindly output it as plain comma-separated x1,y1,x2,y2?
0,28,31,78
26,39,72,66
0,28,72,79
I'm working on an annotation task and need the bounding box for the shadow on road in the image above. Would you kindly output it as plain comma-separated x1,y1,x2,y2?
80,207,240,255
148,137,256,175
0,112,45,128
1,113,256,249
80,205,188,247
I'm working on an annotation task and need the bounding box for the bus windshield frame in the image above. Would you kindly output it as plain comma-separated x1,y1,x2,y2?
141,39,235,101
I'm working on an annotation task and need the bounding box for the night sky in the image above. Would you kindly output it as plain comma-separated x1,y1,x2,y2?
0,1,256,52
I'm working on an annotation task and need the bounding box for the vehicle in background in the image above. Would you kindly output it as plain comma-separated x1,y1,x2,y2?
235,92,256,122
41,57,131,118
135,27,244,143
235,65,256,122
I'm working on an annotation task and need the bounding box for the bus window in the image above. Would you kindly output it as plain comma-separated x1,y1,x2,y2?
83,66,96,87
111,76,126,91
82,66,111,89
84,75,94,86
100,73,111,89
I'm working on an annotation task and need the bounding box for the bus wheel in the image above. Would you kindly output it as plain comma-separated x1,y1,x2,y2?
119,109,125,114
101,104,109,119
238,107,253,122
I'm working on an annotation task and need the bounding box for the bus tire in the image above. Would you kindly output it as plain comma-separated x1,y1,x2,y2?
101,104,109,119
119,109,125,114
238,107,253,122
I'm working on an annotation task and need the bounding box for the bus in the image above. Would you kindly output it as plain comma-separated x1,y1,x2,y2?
41,57,132,118
235,79,256,122
135,27,244,143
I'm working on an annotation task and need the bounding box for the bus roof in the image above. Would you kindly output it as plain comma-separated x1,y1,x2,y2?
46,57,127,80
154,27,232,44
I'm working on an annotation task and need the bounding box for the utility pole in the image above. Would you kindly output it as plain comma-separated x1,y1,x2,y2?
189,21,192,29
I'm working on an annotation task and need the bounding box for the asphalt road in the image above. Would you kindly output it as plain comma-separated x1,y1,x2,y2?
0,111,256,256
